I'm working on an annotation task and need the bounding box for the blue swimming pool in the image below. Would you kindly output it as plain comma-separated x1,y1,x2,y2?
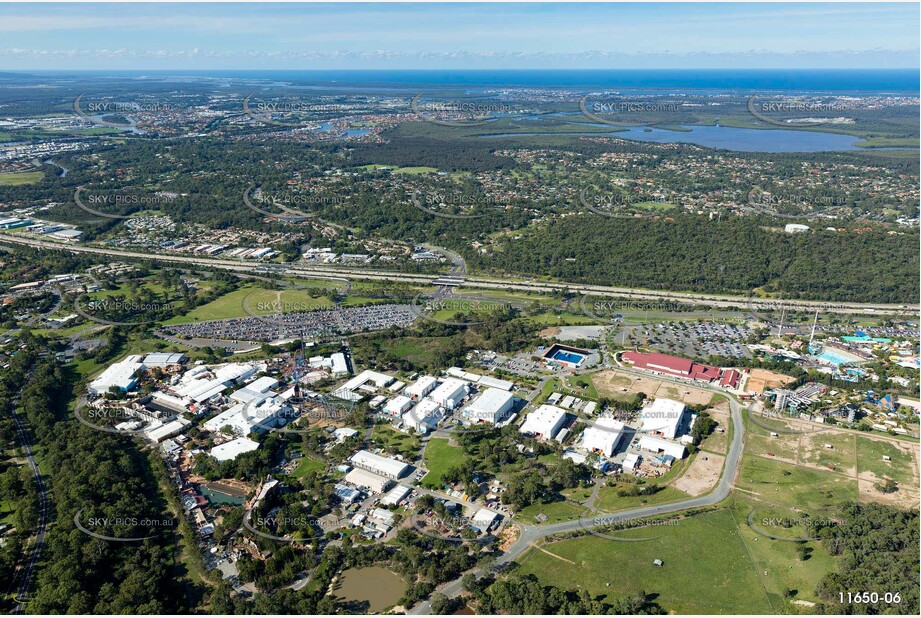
552,350,585,365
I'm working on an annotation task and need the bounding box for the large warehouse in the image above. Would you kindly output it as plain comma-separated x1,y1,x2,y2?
621,351,740,389
581,417,625,457
88,355,146,396
427,377,470,409
519,404,567,440
344,467,393,494
465,388,516,424
349,450,411,479
640,398,687,439
639,435,687,460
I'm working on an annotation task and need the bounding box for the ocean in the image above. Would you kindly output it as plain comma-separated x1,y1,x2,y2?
37,69,921,95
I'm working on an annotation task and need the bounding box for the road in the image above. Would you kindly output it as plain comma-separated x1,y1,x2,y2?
408,379,745,614
2,233,913,317
8,371,50,614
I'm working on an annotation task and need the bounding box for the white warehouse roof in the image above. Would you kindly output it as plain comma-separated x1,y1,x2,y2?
344,467,392,494
404,375,439,399
211,437,261,462
349,450,411,479
639,435,687,459
640,398,687,440
88,356,144,395
519,404,567,440
581,418,625,457
466,388,516,423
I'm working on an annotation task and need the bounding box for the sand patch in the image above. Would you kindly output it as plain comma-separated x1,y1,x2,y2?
673,452,725,496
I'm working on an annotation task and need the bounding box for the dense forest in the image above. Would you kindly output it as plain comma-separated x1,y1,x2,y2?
469,216,919,303
0,334,201,614
812,502,919,615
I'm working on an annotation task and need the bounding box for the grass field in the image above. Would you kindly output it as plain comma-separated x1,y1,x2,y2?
370,424,421,461
855,436,917,485
728,495,837,606
163,285,334,324
516,509,774,614
420,437,467,488
516,499,586,524
0,170,44,186
736,454,858,513
595,485,690,512
290,455,326,478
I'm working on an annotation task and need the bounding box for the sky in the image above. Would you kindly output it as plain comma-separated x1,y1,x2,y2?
0,2,918,70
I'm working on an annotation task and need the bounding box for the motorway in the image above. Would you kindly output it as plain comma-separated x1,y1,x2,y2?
2,233,915,317
408,372,746,614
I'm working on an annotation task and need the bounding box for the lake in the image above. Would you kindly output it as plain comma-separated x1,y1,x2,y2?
336,566,405,612
480,123,880,153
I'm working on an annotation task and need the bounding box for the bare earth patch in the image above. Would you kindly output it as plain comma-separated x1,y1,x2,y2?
591,368,713,406
744,368,795,394
673,452,725,496
858,476,921,510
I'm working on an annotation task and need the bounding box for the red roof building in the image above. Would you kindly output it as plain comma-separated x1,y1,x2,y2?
621,351,740,389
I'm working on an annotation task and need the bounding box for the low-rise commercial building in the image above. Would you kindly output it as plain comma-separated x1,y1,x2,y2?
519,404,567,440
465,388,516,424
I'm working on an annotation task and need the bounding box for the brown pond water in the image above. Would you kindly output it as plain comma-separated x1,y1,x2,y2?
336,566,405,612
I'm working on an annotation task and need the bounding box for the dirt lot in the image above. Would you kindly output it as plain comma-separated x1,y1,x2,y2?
673,452,725,496
858,476,921,510
591,369,714,406
744,368,795,394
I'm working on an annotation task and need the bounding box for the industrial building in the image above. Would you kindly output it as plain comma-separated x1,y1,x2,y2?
639,435,687,459
402,399,444,433
344,467,393,494
230,376,280,403
404,375,439,400
142,352,186,367
349,450,411,479
383,395,414,417
519,404,567,440
211,437,261,462
380,484,412,506
88,355,145,396
640,398,687,439
427,377,470,410
203,395,291,436
465,388,516,424
581,417,625,457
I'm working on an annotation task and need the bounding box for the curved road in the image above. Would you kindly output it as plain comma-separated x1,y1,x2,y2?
409,382,745,614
